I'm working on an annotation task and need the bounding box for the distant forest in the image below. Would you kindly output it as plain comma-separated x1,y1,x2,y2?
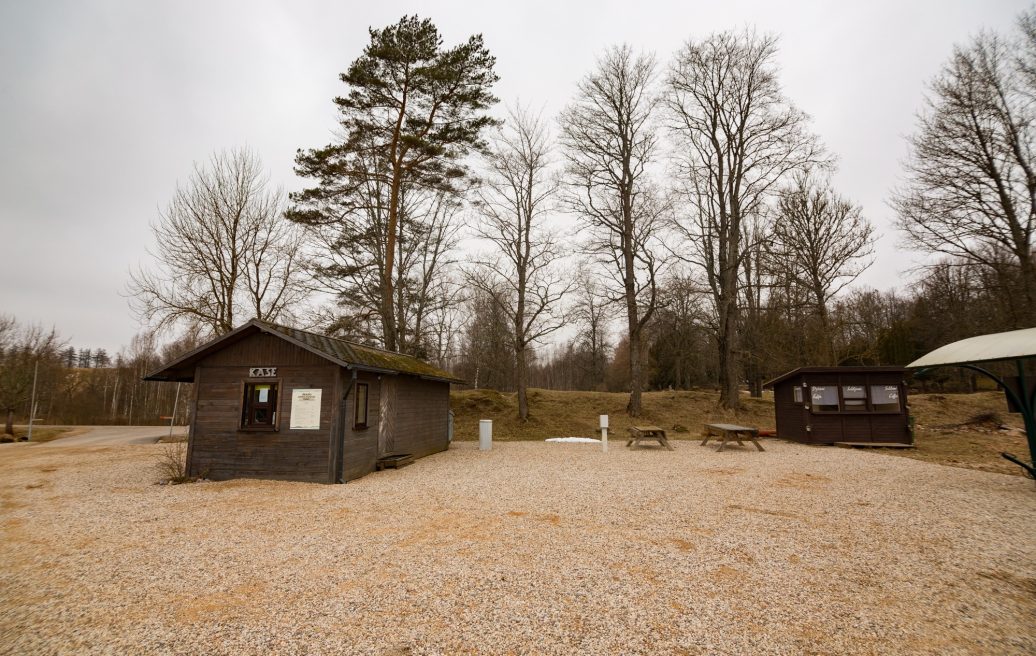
2,10,1034,429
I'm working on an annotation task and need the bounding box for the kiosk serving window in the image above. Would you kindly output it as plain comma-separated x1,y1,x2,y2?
242,382,278,429
870,385,901,412
842,385,867,411
810,386,840,412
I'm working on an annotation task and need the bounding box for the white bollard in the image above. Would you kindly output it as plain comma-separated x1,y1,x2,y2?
600,414,609,453
479,419,493,451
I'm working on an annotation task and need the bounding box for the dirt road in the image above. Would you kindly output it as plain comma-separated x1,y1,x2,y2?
38,425,187,447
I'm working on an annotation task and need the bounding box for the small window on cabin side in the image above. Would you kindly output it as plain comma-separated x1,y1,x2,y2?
242,382,278,429
842,385,867,411
354,382,369,429
793,386,803,403
870,385,901,412
810,385,839,412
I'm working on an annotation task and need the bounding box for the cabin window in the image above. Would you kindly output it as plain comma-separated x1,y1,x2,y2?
870,385,901,412
354,382,369,429
242,382,278,429
842,385,867,411
810,385,839,412
793,386,803,403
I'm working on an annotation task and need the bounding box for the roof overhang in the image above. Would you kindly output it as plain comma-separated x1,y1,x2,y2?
907,327,1036,369
143,319,466,384
764,366,907,389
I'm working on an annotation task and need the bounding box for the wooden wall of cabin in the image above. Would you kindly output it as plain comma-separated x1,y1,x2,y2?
187,332,338,483
773,379,807,442
340,370,381,483
799,372,909,444
388,376,450,459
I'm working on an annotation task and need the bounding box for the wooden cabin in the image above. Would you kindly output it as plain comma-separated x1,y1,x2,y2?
764,367,911,445
144,319,463,483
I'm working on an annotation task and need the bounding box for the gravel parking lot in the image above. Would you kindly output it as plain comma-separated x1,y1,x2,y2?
1,439,1033,655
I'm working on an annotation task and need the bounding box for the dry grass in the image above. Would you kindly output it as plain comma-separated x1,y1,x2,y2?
901,391,1030,476
452,388,1032,476
451,388,776,441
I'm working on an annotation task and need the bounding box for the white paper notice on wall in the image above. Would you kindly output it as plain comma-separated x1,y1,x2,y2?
290,389,322,430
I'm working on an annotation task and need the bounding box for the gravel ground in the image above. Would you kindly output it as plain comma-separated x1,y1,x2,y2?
0,439,1033,655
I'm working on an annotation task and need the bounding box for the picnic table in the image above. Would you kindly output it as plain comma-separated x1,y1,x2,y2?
627,425,674,450
701,423,765,452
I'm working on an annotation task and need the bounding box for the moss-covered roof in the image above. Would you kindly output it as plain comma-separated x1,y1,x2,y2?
263,321,464,383
144,319,465,384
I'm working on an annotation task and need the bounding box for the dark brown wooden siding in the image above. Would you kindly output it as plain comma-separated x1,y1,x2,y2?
388,376,450,459
186,332,338,483
773,370,909,444
340,371,381,482
183,331,453,484
773,381,806,441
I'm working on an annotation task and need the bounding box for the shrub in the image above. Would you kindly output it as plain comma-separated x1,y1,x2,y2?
156,440,194,484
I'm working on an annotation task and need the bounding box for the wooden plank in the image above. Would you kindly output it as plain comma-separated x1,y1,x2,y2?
834,442,915,449
706,423,757,432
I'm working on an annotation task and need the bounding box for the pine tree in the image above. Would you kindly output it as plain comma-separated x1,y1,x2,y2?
290,15,499,351
93,348,111,368
77,348,92,368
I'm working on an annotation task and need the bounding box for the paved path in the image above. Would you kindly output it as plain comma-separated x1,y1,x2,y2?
39,425,187,447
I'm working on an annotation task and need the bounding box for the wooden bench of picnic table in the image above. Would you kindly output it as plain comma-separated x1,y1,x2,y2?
701,423,765,452
627,425,674,450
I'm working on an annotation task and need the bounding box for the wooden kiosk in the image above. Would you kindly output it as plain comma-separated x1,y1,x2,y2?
764,367,912,446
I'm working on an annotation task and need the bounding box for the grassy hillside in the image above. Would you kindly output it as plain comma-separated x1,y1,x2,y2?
451,388,1031,476
452,388,777,442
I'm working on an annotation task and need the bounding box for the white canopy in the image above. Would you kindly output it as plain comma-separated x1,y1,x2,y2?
908,327,1036,368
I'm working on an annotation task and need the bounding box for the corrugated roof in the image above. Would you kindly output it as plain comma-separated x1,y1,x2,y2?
144,319,465,384
907,327,1036,369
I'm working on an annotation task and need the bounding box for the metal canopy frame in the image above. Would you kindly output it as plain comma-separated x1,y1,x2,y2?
911,357,1036,479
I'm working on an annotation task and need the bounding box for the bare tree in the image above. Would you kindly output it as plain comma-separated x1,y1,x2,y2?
768,173,875,364
560,45,666,417
0,317,65,435
456,284,516,391
895,12,1036,325
129,148,307,336
666,29,826,409
302,184,462,356
571,272,612,390
469,106,570,420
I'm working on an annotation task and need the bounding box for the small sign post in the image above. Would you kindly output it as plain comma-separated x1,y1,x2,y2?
600,414,609,453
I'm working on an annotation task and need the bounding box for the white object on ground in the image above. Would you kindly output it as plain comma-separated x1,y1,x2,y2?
600,414,609,453
479,419,492,451
545,437,601,444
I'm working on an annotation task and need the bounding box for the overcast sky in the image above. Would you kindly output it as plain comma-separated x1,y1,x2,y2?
0,0,1030,354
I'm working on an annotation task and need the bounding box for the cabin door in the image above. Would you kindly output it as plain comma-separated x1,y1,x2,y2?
378,377,397,456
